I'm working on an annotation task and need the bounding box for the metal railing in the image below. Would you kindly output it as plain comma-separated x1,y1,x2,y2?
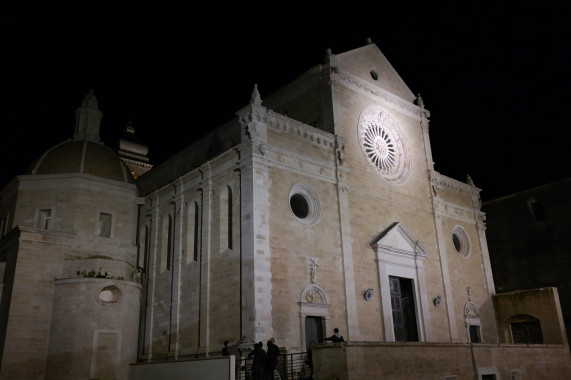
238,352,312,380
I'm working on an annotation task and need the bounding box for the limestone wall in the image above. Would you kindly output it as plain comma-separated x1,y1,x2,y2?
313,341,571,380
46,278,141,380
0,228,71,379
129,355,235,380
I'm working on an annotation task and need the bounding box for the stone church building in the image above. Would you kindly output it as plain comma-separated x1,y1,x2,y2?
0,40,570,379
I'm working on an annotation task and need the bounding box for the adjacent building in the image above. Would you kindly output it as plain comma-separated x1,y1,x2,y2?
483,178,571,345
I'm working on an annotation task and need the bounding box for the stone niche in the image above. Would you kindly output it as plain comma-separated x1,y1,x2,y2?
493,287,567,345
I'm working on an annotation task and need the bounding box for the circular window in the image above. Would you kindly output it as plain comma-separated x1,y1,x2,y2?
289,183,320,225
290,194,309,218
358,106,411,184
370,70,378,81
452,234,461,251
452,225,471,258
98,285,121,303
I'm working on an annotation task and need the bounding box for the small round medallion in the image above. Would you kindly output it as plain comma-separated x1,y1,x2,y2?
364,288,374,301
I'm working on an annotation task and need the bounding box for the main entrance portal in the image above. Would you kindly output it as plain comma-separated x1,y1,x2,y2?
390,276,419,342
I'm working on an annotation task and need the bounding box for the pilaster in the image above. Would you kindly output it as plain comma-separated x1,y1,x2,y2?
334,136,358,340
198,164,213,352
433,213,458,341
170,178,185,357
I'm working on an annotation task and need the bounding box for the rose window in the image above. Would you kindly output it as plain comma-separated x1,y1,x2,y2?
363,121,397,173
358,106,411,184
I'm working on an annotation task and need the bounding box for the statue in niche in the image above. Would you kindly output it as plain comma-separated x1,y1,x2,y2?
309,257,319,284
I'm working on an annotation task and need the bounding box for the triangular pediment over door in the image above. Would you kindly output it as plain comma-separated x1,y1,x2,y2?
370,222,433,342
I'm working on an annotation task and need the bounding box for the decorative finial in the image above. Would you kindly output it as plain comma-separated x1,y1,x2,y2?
74,90,102,142
126,121,135,135
250,84,262,106
366,37,372,45
324,48,332,63
467,174,474,186
416,93,424,108
81,89,99,109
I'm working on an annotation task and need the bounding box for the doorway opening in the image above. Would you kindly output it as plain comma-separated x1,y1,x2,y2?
390,276,418,342
305,316,323,350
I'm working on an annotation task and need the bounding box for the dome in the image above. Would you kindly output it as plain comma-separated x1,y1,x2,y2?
26,90,136,184
28,140,135,183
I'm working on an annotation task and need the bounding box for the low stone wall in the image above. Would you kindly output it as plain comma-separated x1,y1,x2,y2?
129,355,235,380
313,341,571,380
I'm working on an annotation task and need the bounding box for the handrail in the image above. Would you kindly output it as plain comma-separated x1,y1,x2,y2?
238,351,311,380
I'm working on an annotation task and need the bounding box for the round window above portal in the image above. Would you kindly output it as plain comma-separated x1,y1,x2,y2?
289,183,320,226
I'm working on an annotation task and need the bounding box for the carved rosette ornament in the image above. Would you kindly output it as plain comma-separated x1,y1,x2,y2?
305,289,323,303
300,285,328,306
358,105,411,184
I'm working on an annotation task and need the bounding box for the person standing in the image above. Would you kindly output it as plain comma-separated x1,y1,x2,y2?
248,342,266,380
222,340,231,356
265,338,280,379
223,337,245,378
325,328,344,342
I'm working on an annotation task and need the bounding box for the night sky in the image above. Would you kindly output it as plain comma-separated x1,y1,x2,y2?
3,4,570,201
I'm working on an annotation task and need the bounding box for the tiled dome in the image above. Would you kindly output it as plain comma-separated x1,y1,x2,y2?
28,140,135,183
26,90,135,184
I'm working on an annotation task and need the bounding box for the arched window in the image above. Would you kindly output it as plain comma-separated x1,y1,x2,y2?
186,201,200,263
97,212,112,238
509,314,543,344
220,185,232,252
299,284,330,350
464,301,482,343
160,213,173,272
38,208,52,230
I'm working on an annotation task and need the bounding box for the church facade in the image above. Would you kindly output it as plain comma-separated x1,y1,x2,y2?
0,41,569,379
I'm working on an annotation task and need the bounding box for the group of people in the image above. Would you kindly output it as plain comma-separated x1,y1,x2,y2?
246,338,280,380
222,328,345,380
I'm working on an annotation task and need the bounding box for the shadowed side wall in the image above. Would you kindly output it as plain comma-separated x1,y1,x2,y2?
0,228,72,380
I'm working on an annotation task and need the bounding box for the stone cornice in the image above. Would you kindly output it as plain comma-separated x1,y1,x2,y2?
432,197,482,224
376,246,429,262
244,104,337,150
429,170,481,197
330,67,421,119
17,173,137,190
253,142,346,184
237,104,338,154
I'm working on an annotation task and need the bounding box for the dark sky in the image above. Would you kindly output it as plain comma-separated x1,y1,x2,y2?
2,4,570,201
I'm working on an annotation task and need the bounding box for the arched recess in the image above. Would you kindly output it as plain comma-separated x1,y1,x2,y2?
299,284,330,350
508,314,543,344
370,222,431,342
464,301,482,343
160,214,173,273
185,201,200,264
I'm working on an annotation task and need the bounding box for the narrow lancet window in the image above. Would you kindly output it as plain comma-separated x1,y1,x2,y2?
219,185,232,252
